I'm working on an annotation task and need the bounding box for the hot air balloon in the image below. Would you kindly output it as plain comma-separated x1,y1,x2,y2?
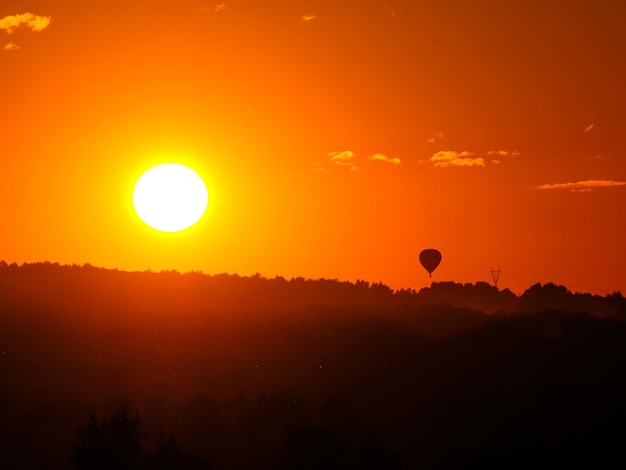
419,249,442,277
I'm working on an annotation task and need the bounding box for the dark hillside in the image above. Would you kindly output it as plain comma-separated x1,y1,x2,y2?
0,263,625,468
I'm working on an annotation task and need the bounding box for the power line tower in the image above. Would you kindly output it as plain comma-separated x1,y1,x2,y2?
490,267,501,288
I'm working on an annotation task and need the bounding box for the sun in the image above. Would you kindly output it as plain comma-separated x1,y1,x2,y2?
133,163,209,233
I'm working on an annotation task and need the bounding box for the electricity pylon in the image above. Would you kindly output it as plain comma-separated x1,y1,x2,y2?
490,267,501,288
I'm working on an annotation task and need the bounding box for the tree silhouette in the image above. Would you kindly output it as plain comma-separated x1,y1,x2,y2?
71,403,212,470
141,434,212,470
71,403,145,470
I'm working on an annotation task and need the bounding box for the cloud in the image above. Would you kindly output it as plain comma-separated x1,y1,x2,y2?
427,131,443,144
369,154,401,165
486,150,520,157
319,150,395,173
4,42,19,50
311,163,328,173
538,180,626,191
328,150,363,171
318,150,402,173
584,123,599,133
427,148,519,167
0,13,51,34
214,3,226,13
328,150,356,163
301,14,316,22
430,151,485,168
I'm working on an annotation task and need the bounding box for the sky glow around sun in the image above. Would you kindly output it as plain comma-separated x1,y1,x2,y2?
0,0,624,294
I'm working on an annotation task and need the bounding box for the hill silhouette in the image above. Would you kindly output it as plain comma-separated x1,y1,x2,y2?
0,262,625,468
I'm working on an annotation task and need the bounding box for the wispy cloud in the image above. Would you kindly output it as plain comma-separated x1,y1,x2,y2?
0,13,51,34
427,148,519,168
214,3,226,13
328,150,362,171
486,150,520,157
426,131,443,144
538,180,626,191
430,151,485,168
318,150,399,173
485,150,520,164
328,150,356,163
369,154,401,165
584,123,599,133
4,42,19,50
300,13,316,22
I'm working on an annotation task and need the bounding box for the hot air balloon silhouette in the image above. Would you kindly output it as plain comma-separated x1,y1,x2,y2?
419,249,442,277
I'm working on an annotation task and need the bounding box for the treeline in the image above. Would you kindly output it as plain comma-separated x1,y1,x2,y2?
0,261,624,318
0,262,625,468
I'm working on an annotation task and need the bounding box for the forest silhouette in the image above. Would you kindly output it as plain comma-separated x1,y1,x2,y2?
1,261,625,468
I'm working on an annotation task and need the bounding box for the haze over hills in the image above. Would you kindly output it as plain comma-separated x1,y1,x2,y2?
1,261,624,318
1,262,625,469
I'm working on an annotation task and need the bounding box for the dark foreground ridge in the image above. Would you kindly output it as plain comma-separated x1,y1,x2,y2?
1,262,625,468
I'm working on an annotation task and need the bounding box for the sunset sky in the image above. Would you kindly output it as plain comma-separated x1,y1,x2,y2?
2,0,624,294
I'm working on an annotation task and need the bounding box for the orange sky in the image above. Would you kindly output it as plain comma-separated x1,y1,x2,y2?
1,1,625,295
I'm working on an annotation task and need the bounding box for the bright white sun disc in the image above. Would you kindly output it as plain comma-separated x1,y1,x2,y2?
133,163,208,232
